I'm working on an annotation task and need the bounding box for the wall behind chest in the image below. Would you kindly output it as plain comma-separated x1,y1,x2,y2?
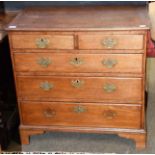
3,1,147,12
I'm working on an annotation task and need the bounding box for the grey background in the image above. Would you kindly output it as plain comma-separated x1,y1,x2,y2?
3,1,147,11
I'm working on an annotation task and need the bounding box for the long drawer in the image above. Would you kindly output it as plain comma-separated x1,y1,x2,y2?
14,53,143,74
21,101,141,129
11,34,74,49
17,76,143,102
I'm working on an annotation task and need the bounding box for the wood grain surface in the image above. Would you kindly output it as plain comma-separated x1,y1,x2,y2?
6,6,149,149
78,34,144,50
21,101,142,129
6,6,150,31
14,53,143,74
11,34,74,49
16,76,143,102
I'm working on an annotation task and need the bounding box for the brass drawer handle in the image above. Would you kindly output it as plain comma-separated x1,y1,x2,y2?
36,38,49,48
37,57,52,68
103,110,117,119
103,83,116,93
102,59,117,68
44,109,56,118
40,81,54,91
70,57,84,67
101,38,117,48
71,79,84,88
73,105,87,113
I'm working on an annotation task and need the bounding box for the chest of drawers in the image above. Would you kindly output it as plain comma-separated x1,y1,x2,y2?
6,6,149,150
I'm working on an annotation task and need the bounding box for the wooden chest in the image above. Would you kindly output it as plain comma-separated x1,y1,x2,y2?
6,6,150,149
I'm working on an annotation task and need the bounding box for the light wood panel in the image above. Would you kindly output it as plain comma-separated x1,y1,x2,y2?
21,102,141,129
17,76,143,102
11,34,74,49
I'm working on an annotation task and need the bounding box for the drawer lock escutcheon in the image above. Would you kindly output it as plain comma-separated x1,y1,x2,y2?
40,81,54,91
44,109,56,118
103,83,116,93
70,57,84,67
37,57,52,67
103,110,117,119
101,38,117,49
73,105,87,113
36,38,49,48
102,59,117,68
71,80,84,88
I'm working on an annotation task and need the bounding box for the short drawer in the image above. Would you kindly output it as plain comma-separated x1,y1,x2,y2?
17,76,143,102
21,102,141,129
14,53,143,74
11,34,74,49
78,34,144,50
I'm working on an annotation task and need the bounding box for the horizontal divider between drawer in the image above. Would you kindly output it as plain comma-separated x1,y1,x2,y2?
15,72,144,78
11,50,145,54
18,99,144,105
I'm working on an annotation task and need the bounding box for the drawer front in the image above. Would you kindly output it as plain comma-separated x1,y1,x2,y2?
14,53,143,74
17,76,142,102
78,34,144,50
21,102,141,129
11,34,74,49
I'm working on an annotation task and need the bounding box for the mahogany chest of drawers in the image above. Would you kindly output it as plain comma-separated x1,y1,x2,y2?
6,6,150,149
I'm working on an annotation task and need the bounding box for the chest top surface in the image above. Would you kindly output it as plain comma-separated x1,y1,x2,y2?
6,5,150,31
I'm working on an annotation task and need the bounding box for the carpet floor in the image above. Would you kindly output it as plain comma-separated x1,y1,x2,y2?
22,58,155,153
